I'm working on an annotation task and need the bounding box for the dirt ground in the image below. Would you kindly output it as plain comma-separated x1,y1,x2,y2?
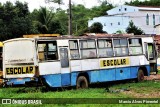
144,74,160,81
122,74,160,98
122,90,160,98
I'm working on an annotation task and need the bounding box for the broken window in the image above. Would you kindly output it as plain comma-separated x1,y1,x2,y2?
37,41,58,61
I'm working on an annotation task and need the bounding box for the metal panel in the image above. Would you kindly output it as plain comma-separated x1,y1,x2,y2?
90,69,116,83
71,72,78,86
142,37,153,43
130,55,149,66
57,40,69,46
130,56,140,66
99,69,116,82
42,74,61,87
61,73,71,86
39,62,61,75
4,39,35,64
81,59,99,71
6,77,37,85
116,67,130,80
130,66,139,79
70,60,81,72
90,71,99,83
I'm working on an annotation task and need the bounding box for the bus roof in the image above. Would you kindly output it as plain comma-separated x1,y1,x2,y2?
3,34,153,43
23,34,60,38
3,38,35,44
34,35,153,41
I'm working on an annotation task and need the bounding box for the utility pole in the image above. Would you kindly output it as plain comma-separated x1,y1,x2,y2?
68,0,72,35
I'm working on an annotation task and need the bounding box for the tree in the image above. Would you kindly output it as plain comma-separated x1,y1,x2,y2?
30,7,65,34
72,4,90,35
89,1,114,17
48,20,65,34
36,7,54,33
54,9,68,34
31,7,57,34
125,0,160,6
45,0,63,6
126,21,144,35
43,0,113,36
89,22,106,33
45,0,72,35
0,1,32,41
115,30,125,34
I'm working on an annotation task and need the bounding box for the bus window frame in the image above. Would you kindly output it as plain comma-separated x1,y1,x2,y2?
128,38,143,56
80,39,97,59
37,40,58,62
69,40,80,60
113,38,129,56
97,38,114,58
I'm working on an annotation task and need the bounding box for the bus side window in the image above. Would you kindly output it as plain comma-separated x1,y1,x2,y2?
69,40,80,59
38,44,46,61
129,38,142,55
80,40,97,58
48,43,58,60
38,41,58,61
148,44,154,58
98,39,113,57
113,39,129,56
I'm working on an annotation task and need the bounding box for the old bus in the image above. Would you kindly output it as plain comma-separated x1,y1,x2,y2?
3,35,157,88
0,42,3,85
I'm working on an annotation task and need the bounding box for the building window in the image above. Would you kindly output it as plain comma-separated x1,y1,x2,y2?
146,14,149,25
119,9,121,11
153,14,155,25
118,22,120,25
124,8,127,11
111,23,113,26
104,23,106,26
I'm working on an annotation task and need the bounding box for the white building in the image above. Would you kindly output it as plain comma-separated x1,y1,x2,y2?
154,24,160,35
88,5,160,34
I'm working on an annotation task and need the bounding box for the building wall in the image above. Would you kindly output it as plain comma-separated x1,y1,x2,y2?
155,25,160,35
107,5,139,15
88,5,160,34
88,15,130,34
127,10,160,34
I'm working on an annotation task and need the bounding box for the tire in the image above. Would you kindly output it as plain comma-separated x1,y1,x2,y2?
76,76,88,89
137,69,144,82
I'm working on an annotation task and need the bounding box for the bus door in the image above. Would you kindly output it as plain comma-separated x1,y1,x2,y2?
145,43,157,73
59,47,71,86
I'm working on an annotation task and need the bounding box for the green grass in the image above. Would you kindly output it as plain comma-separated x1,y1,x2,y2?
0,81,160,107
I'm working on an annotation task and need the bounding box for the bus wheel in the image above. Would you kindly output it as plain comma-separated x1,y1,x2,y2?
76,76,88,89
137,69,144,82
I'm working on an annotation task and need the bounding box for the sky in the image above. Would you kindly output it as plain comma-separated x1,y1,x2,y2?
0,0,144,12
